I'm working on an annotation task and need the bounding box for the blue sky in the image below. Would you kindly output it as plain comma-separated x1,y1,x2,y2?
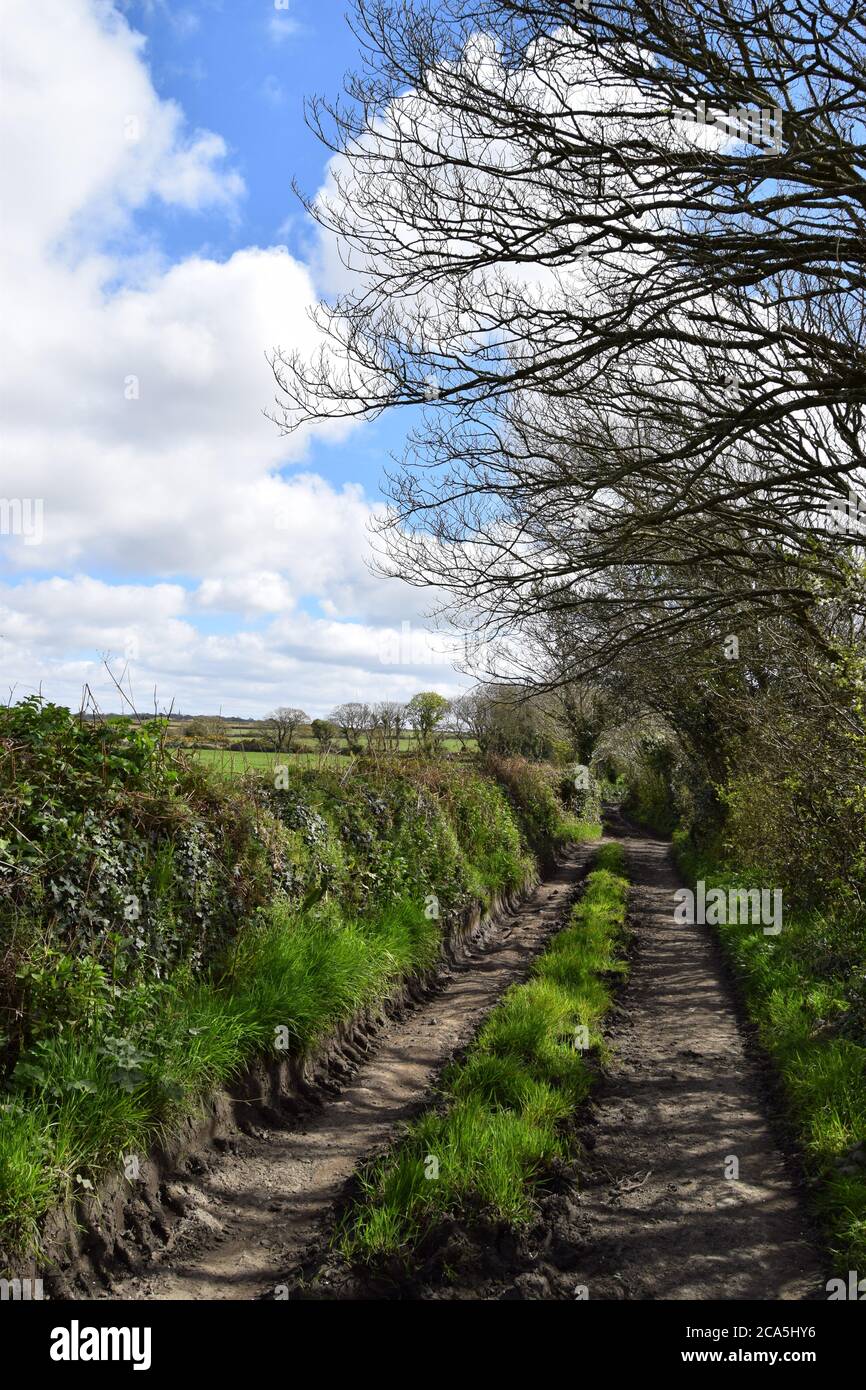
121,0,411,494
124,2,356,263
0,0,460,718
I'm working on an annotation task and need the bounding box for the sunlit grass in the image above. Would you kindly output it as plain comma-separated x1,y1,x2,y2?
0,898,440,1256
339,843,629,1261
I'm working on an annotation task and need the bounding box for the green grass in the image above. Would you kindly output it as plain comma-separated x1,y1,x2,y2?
187,739,476,775
192,748,336,773
0,707,601,1265
2,791,598,1259
338,842,629,1262
227,898,441,1051
558,814,604,846
674,835,866,1272
0,898,440,1255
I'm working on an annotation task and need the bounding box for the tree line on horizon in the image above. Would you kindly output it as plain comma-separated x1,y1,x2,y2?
175,683,602,763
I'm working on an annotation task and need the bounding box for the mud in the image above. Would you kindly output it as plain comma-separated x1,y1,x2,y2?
41,842,595,1300
282,821,826,1301
39,817,826,1302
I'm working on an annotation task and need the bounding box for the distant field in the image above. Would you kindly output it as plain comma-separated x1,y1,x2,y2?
168,720,473,754
189,749,335,775
177,730,474,764
187,741,475,777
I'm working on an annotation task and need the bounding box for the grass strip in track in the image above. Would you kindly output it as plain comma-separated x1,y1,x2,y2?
338,842,629,1262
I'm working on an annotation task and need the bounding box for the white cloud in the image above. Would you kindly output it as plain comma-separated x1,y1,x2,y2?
0,575,466,716
195,573,297,616
0,0,464,715
1,0,244,263
268,10,302,46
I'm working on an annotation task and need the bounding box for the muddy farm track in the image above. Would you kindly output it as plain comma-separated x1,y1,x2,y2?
81,821,823,1302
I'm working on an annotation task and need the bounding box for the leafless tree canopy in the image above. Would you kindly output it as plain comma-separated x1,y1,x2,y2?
369,699,407,750
331,701,373,747
272,0,865,680
268,706,310,752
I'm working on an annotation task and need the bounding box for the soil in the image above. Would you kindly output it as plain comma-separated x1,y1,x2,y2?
61,817,825,1302
281,819,825,1301
87,842,596,1301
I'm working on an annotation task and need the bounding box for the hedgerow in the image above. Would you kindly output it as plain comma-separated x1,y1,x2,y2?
0,699,598,1257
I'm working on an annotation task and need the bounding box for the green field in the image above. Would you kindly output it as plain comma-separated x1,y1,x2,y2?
186,738,474,776
190,748,338,773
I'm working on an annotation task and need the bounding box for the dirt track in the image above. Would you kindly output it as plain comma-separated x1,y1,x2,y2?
101,820,823,1302
555,824,822,1300
101,844,595,1301
284,821,825,1301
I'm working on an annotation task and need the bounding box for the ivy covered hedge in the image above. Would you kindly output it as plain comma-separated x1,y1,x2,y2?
0,700,597,1257
0,701,274,1063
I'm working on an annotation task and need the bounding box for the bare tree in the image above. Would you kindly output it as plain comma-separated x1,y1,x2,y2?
448,691,486,751
271,0,865,681
369,700,407,752
330,701,372,751
267,706,310,753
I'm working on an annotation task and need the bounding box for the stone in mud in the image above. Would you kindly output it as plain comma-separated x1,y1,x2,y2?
507,1270,552,1299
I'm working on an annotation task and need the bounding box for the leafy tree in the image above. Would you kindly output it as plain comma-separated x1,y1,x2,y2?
553,684,612,767
406,692,449,753
310,718,339,753
187,716,225,747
